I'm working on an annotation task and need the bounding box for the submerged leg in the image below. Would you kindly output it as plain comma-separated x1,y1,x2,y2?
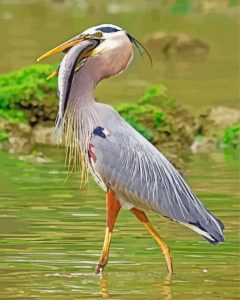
95,190,121,274
130,207,173,275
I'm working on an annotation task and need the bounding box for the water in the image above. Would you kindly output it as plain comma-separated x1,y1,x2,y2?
0,0,239,111
0,150,239,299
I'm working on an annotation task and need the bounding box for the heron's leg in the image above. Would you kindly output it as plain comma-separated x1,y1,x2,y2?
130,207,173,275
95,190,121,274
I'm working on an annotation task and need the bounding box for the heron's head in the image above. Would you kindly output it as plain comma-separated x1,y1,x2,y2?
37,24,149,82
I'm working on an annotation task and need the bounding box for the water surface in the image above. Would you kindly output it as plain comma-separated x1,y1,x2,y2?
0,150,239,299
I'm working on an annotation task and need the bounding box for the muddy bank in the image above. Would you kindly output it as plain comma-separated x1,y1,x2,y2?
0,65,239,169
1,103,239,171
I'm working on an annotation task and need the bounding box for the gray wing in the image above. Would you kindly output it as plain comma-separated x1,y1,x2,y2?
89,106,224,244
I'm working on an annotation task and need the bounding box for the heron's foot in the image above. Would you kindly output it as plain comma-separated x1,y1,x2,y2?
162,246,173,275
166,271,174,281
95,257,108,274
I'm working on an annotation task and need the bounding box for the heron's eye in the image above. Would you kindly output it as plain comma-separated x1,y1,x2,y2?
95,31,103,38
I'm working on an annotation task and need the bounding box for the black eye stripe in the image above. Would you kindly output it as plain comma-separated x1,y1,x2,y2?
95,26,120,33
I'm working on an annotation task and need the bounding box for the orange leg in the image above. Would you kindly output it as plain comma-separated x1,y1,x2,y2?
95,190,121,274
130,207,173,275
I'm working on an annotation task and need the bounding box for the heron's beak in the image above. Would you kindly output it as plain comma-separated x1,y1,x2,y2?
36,34,93,62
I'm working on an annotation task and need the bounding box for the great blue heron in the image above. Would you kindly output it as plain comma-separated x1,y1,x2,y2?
37,24,224,275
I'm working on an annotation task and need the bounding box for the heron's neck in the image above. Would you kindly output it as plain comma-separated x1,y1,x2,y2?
67,42,133,112
64,59,102,139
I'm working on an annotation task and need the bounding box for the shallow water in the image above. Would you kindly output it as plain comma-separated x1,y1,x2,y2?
0,150,239,299
0,0,239,111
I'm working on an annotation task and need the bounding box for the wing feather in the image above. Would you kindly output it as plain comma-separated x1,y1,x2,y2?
89,106,224,243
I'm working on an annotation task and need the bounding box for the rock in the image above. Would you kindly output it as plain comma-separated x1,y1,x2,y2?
144,31,209,58
32,125,58,146
17,122,32,134
19,152,53,164
7,122,33,154
198,0,229,15
207,107,240,129
107,3,134,14
0,119,11,131
8,136,32,154
197,106,240,138
153,104,197,152
191,137,218,153
0,140,8,151
192,106,240,153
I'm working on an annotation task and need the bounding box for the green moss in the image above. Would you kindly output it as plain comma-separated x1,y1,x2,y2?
195,134,204,142
0,131,9,142
0,65,192,151
140,84,175,108
116,103,154,141
0,109,26,123
0,64,57,122
222,124,240,148
0,65,171,138
116,85,173,141
153,110,165,127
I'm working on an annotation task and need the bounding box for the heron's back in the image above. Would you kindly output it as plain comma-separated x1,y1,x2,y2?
88,103,224,244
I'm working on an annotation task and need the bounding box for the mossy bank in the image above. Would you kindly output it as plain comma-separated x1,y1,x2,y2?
0,65,239,165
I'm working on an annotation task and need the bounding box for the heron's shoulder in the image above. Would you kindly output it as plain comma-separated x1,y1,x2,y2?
94,102,118,113
94,102,123,123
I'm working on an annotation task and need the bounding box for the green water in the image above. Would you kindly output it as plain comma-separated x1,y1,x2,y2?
0,0,239,111
0,150,239,299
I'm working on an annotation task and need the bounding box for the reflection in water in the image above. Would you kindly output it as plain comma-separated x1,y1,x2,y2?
100,274,172,300
160,277,172,300
100,275,110,299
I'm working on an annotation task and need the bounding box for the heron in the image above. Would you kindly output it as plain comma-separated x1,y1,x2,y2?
37,24,224,275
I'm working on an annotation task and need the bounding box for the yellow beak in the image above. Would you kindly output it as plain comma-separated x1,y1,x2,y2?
36,34,90,62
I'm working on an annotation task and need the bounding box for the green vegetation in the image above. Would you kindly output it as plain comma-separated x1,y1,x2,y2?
222,124,240,148
0,64,195,157
115,84,195,155
0,131,8,142
116,85,172,141
0,64,57,123
0,64,238,157
0,65,171,136
0,109,26,123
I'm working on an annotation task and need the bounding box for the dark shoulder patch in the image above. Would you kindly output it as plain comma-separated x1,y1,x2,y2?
96,26,120,33
93,126,107,138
